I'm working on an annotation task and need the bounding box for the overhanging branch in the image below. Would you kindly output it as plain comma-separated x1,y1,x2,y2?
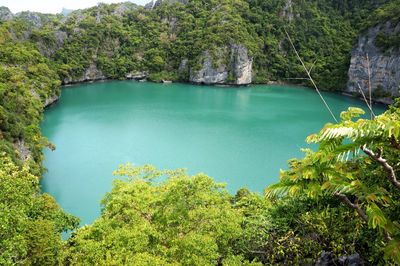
362,145,400,190
334,193,367,222
390,137,400,150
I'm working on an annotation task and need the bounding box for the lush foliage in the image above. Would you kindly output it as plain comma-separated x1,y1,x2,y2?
266,101,400,264
0,22,60,175
366,0,400,26
63,165,261,265
371,0,400,52
0,17,78,266
62,164,373,265
0,154,78,265
3,0,393,89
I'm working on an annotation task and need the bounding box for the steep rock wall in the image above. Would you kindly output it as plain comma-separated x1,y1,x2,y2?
0,6,13,21
189,45,252,85
62,63,106,84
145,0,189,9
347,21,400,102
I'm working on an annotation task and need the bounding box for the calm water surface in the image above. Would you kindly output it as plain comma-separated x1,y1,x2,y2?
41,81,385,225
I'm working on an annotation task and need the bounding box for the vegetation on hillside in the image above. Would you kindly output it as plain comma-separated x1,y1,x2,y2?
0,22,61,175
370,0,400,52
0,18,79,266
0,154,78,265
2,0,396,87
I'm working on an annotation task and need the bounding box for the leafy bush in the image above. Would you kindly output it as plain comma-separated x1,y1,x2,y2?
0,154,79,265
63,165,246,265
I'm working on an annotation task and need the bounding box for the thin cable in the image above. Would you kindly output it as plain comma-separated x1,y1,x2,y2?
284,29,338,123
366,54,373,119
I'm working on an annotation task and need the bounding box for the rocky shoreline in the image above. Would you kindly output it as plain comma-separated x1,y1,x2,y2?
49,78,391,113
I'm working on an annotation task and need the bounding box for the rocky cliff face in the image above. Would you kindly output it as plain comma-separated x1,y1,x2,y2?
145,0,189,10
112,2,137,17
5,2,254,86
189,45,252,85
189,51,228,84
63,63,106,84
0,6,13,21
280,0,294,22
347,21,400,102
13,139,31,161
44,94,60,107
231,45,253,85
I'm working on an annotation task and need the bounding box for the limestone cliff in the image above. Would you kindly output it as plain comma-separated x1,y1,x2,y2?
189,45,252,85
44,94,60,107
280,0,294,22
13,139,31,161
230,45,253,85
63,63,106,84
347,21,400,102
145,0,189,10
189,51,228,85
0,6,13,21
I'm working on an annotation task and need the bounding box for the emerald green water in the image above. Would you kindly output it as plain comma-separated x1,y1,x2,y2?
41,81,385,225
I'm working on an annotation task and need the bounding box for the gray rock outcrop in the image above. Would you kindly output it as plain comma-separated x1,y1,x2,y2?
281,0,294,21
315,251,362,266
0,6,13,21
30,88,59,107
113,2,137,17
189,45,253,85
54,31,68,46
231,44,253,85
45,94,60,107
126,71,148,80
13,139,31,161
347,21,400,101
145,0,189,10
189,51,228,84
15,12,44,28
36,30,68,57
63,63,106,84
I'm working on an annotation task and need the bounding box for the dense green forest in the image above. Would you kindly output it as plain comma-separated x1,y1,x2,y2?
1,0,397,87
0,0,399,264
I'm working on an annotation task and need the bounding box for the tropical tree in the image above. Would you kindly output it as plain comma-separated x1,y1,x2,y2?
266,100,400,263
63,164,262,265
0,153,79,265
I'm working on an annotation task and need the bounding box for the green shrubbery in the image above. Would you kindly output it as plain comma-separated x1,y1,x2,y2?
21,0,392,90
0,154,79,265
0,27,60,174
266,103,400,264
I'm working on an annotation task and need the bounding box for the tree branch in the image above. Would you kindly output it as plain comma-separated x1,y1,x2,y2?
357,83,376,118
362,145,400,190
384,231,392,242
366,54,373,120
390,137,400,150
334,193,367,222
335,193,393,242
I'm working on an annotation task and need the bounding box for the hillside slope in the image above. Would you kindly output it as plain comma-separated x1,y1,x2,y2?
1,0,397,95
